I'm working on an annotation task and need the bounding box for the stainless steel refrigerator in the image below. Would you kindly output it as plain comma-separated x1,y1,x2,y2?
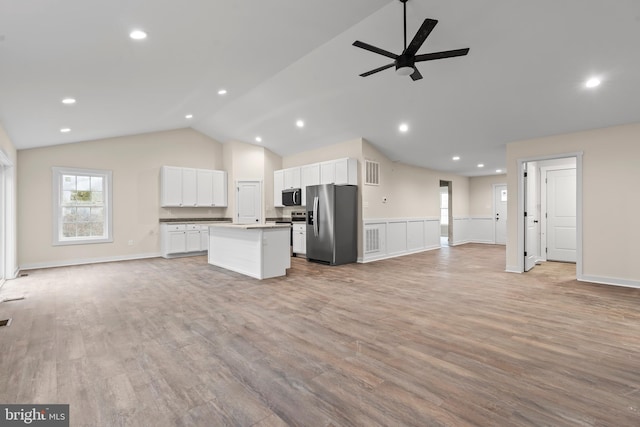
306,184,357,265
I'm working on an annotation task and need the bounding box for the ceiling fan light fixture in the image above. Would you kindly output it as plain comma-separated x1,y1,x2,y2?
396,66,414,76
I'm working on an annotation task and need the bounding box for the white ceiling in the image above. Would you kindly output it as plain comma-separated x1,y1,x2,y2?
1,0,640,176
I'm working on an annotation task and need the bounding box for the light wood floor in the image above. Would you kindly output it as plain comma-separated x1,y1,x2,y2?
1,244,640,426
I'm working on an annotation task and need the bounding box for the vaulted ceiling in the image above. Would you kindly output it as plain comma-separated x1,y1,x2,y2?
1,0,639,176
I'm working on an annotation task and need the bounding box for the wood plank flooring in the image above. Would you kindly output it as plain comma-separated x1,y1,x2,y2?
1,244,640,426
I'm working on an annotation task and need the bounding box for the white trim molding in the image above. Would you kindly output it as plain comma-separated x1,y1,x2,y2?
579,275,640,289
19,252,162,271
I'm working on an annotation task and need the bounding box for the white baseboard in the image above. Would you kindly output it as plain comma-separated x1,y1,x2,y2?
579,274,640,289
360,245,440,263
19,252,162,271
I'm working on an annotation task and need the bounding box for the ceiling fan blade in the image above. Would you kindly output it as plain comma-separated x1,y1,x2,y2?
414,48,470,62
410,68,423,81
404,19,437,57
353,41,398,60
359,63,395,77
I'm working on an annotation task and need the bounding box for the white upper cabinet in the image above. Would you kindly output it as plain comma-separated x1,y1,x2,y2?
161,166,183,206
301,163,320,206
283,167,301,189
273,158,357,208
320,162,335,185
211,170,227,207
321,158,358,185
196,169,214,206
161,166,227,207
273,170,284,208
181,168,197,207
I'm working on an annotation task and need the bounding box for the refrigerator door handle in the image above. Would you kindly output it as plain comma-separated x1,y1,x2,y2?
313,196,319,237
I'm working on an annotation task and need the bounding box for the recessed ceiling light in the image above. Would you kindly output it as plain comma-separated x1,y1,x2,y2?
218,89,227,95
60,128,71,133
585,77,601,88
477,163,485,168
399,123,409,133
129,30,147,40
496,169,503,173
296,120,305,128
185,114,193,119
452,156,460,161
255,136,262,143
62,98,76,105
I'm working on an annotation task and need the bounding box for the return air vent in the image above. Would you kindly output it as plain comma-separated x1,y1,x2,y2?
365,228,380,253
365,160,380,185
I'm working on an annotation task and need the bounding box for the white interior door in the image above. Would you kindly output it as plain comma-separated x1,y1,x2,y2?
524,165,538,272
547,169,576,262
236,181,262,224
494,184,507,244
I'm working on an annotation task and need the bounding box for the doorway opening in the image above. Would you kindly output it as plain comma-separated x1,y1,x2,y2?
518,153,581,278
439,180,452,246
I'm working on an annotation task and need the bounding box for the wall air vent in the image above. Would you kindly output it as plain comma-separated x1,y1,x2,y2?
365,228,380,253
365,160,380,185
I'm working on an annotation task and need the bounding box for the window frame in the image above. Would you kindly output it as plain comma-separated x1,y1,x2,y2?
52,166,113,246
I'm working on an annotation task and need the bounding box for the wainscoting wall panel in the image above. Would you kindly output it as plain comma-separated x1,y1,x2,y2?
362,217,498,263
362,218,440,263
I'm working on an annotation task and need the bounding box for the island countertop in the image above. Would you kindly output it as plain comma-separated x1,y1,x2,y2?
208,223,291,230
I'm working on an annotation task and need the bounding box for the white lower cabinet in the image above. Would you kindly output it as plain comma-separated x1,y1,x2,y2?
161,223,210,258
292,223,306,255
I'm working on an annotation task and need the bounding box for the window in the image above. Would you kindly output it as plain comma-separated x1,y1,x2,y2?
52,167,112,245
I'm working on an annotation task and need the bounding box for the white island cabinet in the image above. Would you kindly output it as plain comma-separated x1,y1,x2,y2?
208,224,291,279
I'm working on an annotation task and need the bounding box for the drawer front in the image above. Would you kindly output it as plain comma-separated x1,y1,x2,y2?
187,224,201,231
165,224,187,231
293,223,305,232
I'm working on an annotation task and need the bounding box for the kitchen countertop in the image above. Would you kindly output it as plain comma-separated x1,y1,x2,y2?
159,218,232,223
208,223,291,230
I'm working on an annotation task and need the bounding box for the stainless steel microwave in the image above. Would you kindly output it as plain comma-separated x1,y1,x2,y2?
282,188,302,206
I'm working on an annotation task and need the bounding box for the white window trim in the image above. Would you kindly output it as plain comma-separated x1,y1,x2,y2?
52,167,113,246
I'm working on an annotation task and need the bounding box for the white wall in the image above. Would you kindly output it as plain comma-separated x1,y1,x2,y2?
18,128,225,269
506,122,640,286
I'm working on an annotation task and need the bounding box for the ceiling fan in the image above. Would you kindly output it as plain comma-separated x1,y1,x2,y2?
353,0,470,81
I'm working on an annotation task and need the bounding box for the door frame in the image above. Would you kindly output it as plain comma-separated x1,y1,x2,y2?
492,183,507,244
0,148,16,284
516,152,583,278
439,180,453,245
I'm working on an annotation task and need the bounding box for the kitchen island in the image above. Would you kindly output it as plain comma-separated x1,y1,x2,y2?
208,223,291,279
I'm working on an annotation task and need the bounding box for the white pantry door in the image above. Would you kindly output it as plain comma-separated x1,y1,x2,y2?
236,181,262,224
547,169,576,262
